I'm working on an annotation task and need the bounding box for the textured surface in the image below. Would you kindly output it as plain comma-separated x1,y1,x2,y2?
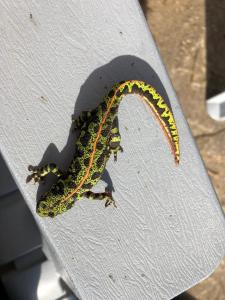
0,1,225,299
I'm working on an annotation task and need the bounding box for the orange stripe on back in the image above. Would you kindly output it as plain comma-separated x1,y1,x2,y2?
62,80,179,202
62,88,119,202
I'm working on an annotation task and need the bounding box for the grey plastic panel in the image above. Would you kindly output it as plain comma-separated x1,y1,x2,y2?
0,1,224,299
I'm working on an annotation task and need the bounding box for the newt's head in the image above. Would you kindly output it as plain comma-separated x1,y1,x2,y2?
36,193,75,218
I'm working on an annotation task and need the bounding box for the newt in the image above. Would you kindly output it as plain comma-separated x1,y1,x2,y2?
27,80,180,218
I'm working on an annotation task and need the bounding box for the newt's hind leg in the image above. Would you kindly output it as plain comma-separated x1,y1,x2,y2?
84,188,117,208
72,111,91,130
109,121,123,161
27,163,63,183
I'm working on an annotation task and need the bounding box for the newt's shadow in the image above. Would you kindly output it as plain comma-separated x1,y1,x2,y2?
34,55,172,203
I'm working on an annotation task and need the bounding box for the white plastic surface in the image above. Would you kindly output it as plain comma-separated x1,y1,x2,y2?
207,91,225,121
0,1,225,299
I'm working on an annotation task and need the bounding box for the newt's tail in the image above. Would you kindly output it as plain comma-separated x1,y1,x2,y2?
107,80,180,164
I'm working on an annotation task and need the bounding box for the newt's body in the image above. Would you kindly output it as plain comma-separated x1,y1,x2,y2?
27,80,180,218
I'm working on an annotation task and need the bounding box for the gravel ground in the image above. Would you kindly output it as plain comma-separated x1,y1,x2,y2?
139,0,225,299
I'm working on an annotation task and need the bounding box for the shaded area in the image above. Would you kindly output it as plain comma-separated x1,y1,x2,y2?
173,292,196,300
138,0,148,17
206,0,225,98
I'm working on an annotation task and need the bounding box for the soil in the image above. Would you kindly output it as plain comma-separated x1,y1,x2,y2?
139,0,225,299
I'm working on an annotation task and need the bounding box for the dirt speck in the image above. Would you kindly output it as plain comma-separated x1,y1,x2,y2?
109,274,116,283
40,96,48,102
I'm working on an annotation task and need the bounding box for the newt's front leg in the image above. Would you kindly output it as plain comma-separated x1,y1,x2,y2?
26,163,63,183
84,188,117,208
72,111,91,130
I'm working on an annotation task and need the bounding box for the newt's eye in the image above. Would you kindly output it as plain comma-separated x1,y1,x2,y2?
48,212,54,218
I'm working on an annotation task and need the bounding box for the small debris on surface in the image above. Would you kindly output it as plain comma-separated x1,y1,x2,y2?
108,274,116,283
40,96,48,102
29,13,37,25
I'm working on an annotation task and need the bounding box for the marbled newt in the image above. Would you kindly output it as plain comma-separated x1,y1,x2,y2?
27,80,180,218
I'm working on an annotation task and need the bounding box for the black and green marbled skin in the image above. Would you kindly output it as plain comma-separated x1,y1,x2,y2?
27,80,180,218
